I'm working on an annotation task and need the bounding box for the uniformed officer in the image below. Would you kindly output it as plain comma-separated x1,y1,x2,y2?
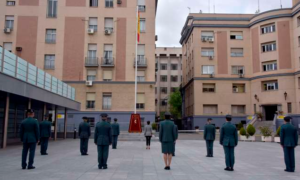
220,115,238,171
280,116,298,172
39,114,52,155
79,117,91,155
173,124,178,156
204,118,216,157
111,118,120,149
94,113,112,169
159,112,176,170
20,109,40,170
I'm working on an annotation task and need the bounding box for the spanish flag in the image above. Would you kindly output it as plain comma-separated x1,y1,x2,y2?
137,11,140,43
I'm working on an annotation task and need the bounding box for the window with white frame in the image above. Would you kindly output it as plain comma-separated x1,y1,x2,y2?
90,0,98,7
87,70,97,81
201,48,214,57
262,42,276,52
138,0,146,12
262,61,277,72
202,66,214,74
104,18,113,31
137,44,145,63
6,1,15,6
203,83,215,93
136,93,145,109
231,105,246,115
263,81,278,91
88,44,97,62
203,105,218,114
44,55,55,69
5,16,14,29
86,93,96,109
104,44,113,61
140,19,146,32
232,84,245,93
230,31,243,40
105,0,113,7
89,17,98,31
102,93,112,110
137,71,145,82
171,76,178,82
231,48,244,57
201,31,214,40
103,70,112,81
232,66,244,75
47,0,57,18
45,29,56,43
3,42,12,52
261,23,276,34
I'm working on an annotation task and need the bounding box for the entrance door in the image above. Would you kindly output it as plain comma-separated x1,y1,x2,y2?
264,105,277,121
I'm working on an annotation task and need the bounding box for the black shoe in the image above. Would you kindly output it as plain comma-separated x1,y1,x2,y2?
103,167,108,169
164,166,168,170
230,167,234,171
22,167,26,170
224,167,231,171
98,166,103,169
41,153,48,155
167,166,171,170
28,166,35,170
210,155,214,157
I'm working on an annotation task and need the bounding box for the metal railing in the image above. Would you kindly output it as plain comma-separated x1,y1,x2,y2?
134,57,147,67
85,57,99,67
138,5,146,12
101,57,114,66
45,38,56,44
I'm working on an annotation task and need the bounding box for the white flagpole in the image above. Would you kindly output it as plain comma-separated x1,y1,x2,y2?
134,6,138,114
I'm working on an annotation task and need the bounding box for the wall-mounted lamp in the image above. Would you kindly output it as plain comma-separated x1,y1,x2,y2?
284,92,287,100
254,94,259,102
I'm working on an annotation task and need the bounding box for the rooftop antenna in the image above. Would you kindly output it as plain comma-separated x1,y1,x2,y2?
255,0,260,14
213,0,215,14
200,10,202,13
280,0,282,8
187,7,191,13
208,0,210,13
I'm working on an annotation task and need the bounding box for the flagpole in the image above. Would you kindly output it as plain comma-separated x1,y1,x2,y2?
134,5,138,114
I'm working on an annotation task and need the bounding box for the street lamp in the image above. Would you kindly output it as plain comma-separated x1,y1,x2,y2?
284,92,287,100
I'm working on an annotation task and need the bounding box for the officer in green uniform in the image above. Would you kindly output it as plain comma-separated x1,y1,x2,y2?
159,112,176,170
280,116,298,172
20,109,40,170
111,118,120,149
204,118,216,157
39,114,51,155
79,117,91,155
220,115,238,171
94,113,112,169
173,124,178,157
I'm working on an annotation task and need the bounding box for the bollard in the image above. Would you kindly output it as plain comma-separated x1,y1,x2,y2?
74,128,77,139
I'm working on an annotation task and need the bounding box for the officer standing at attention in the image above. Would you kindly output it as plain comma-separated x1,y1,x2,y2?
220,115,238,171
159,112,176,170
79,117,91,155
173,124,178,157
280,116,298,172
39,114,52,155
204,118,216,157
20,109,40,170
111,118,120,149
94,113,112,169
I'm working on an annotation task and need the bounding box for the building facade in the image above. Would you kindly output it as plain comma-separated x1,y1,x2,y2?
155,47,182,117
0,0,158,131
180,0,300,129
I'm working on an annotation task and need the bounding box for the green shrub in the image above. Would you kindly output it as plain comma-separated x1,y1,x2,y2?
239,127,247,136
237,123,244,131
276,126,281,137
259,126,272,137
247,124,256,136
151,123,157,130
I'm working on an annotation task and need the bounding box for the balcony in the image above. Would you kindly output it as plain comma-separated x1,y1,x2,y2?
85,57,99,67
45,38,56,44
134,57,147,68
101,57,114,67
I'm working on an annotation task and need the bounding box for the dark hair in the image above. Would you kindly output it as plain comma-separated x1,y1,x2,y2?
207,118,212,121
284,116,292,122
114,118,118,122
226,115,232,121
147,121,150,125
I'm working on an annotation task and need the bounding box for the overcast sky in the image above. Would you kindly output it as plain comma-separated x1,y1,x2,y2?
155,0,293,47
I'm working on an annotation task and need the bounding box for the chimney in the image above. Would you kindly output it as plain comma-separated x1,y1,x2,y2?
293,0,300,6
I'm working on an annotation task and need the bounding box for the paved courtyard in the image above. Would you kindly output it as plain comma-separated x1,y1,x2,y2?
1,139,300,180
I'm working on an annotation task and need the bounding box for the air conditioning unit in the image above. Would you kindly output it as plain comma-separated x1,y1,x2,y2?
86,81,93,86
4,28,11,34
209,56,214,60
117,0,122,4
105,29,112,35
201,38,207,42
88,29,94,35
233,88,239,93
210,73,215,78
16,47,22,51
209,38,214,43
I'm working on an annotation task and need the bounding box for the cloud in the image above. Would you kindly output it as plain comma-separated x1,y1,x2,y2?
155,0,292,47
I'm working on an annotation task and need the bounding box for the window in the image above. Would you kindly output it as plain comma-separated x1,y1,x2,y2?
232,105,245,115
261,24,276,34
201,31,214,40
171,76,178,82
171,88,177,93
47,0,57,18
87,44,97,63
262,61,277,72
298,36,300,46
231,48,243,57
230,31,243,40
298,16,300,27
262,42,276,52
161,99,168,106
137,45,145,64
89,17,98,31
3,42,12,52
160,64,167,70
202,66,214,74
137,71,145,82
140,19,146,32
87,118,95,127
171,64,178,70
138,0,146,12
203,105,218,114
288,103,292,113
86,93,96,109
104,44,113,61
160,87,167,94
136,93,145,109
263,81,278,91
45,29,56,43
104,18,113,31
90,0,98,7
44,55,55,69
87,70,96,81
233,84,245,93
203,84,215,93
232,66,244,75
160,75,167,82
254,104,257,113
103,70,112,81
201,48,214,57
6,1,15,6
5,16,14,29
102,93,112,110
105,0,113,7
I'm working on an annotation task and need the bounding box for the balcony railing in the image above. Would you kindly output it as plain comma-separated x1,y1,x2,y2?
138,5,146,12
85,57,99,67
134,57,147,68
101,57,114,67
45,38,56,44
44,61,55,70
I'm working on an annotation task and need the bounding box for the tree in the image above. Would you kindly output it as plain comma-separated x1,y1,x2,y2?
168,89,182,119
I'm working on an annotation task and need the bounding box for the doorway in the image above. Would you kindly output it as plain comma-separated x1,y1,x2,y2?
264,105,277,121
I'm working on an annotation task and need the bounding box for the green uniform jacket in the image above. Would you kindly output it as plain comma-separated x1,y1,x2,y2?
220,122,238,147
20,117,40,143
79,122,91,139
159,120,176,143
40,120,52,138
94,121,112,145
280,124,298,147
111,123,120,136
204,124,216,141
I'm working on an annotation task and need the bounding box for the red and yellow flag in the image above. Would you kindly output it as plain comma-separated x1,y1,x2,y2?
137,11,140,43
